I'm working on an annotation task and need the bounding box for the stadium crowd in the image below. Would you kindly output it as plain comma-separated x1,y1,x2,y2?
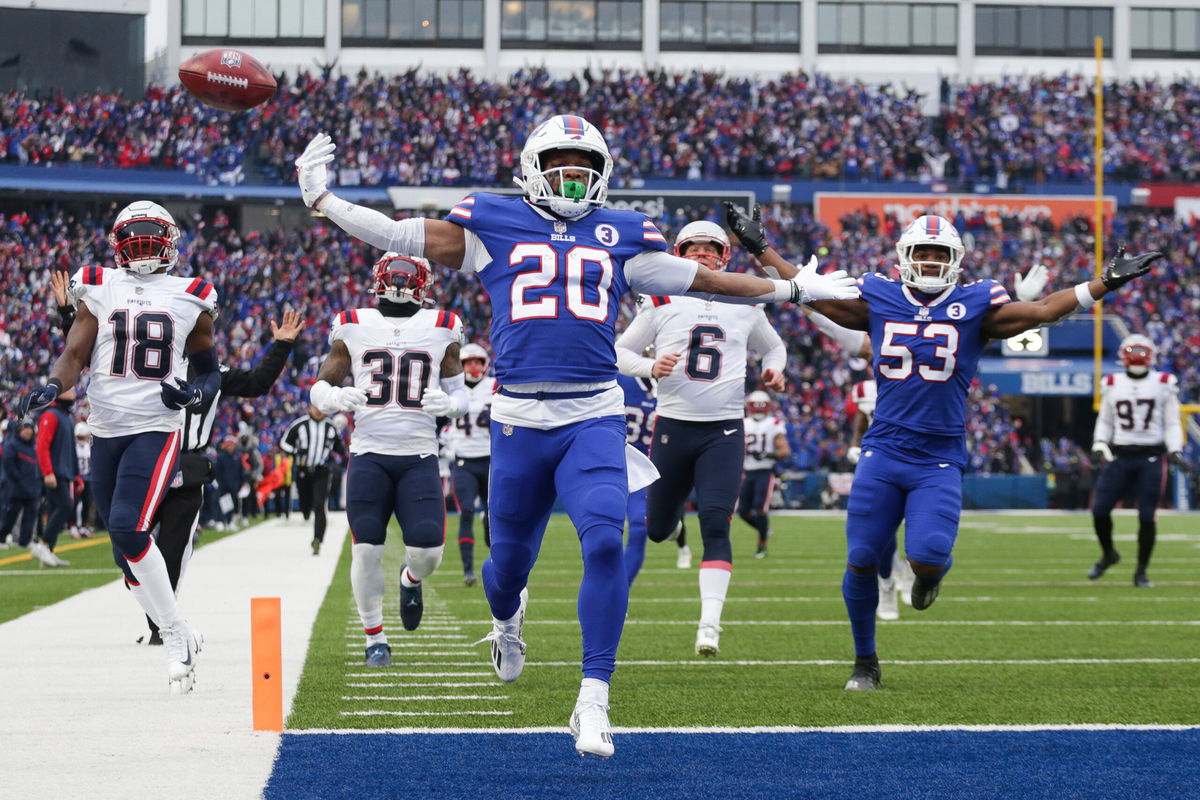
4,69,1200,185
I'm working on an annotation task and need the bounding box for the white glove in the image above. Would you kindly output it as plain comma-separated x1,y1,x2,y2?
791,256,861,303
421,387,456,416
296,132,336,208
847,446,862,465
1091,441,1115,463
1014,263,1049,302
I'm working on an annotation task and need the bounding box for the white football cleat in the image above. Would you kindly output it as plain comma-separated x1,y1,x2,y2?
477,588,527,682
676,544,692,570
876,576,899,621
570,699,614,758
162,621,202,694
695,623,721,657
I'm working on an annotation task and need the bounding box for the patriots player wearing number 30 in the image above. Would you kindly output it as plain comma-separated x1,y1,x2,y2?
295,115,858,757
19,200,220,693
736,206,1165,692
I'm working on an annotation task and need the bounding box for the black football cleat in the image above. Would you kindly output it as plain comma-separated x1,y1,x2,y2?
365,642,392,667
1088,550,1121,580
400,575,424,631
1133,571,1154,589
910,578,940,610
844,653,881,691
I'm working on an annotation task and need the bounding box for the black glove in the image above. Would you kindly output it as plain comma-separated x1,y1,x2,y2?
723,201,769,257
1102,244,1164,290
18,380,61,420
160,378,203,410
1168,452,1195,474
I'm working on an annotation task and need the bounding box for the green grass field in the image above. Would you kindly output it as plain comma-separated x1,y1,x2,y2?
0,523,247,624
287,512,1200,730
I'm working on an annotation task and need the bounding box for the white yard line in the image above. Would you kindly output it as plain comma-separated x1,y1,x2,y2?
0,514,348,800
348,657,1200,667
289,722,1200,735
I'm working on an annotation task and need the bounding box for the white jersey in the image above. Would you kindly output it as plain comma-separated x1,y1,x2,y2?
616,294,786,422
331,307,463,456
444,376,495,459
851,379,877,421
69,266,217,438
744,414,786,471
1094,370,1183,451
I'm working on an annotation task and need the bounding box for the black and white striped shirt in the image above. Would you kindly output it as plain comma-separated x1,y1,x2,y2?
280,415,344,469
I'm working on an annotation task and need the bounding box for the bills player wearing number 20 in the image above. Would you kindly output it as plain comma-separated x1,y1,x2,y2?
793,214,1165,692
295,114,859,758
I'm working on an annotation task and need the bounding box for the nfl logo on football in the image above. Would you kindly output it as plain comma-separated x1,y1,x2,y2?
220,50,243,68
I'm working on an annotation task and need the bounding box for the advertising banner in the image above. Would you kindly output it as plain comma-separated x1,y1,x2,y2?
815,192,1117,231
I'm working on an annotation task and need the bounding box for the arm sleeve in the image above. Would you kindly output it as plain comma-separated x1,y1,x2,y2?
332,429,348,458
1163,379,1184,452
35,411,57,476
624,250,699,297
57,304,76,334
614,310,657,377
1092,389,1114,445
807,308,867,356
749,311,787,373
220,340,294,398
319,195,427,257
188,347,222,407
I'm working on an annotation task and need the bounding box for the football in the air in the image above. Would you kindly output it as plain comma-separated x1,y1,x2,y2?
178,49,276,112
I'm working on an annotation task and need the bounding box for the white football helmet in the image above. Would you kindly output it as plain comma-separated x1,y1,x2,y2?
516,115,612,219
747,390,771,419
1118,334,1155,377
460,343,489,381
896,215,964,292
108,200,180,274
674,221,731,270
373,252,432,305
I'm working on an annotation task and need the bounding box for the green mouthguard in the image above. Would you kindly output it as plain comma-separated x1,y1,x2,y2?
560,181,587,200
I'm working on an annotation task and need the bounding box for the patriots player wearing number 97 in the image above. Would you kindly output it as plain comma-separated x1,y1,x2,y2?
309,253,467,668
18,200,221,694
756,212,1164,692
295,114,858,757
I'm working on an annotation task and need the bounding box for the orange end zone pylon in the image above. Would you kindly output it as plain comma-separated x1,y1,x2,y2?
251,596,283,731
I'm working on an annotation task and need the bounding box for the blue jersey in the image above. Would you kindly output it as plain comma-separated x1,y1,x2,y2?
446,193,669,384
618,374,657,454
859,273,1011,466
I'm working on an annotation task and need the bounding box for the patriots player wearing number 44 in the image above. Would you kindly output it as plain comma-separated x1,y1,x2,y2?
295,114,858,757
735,205,1165,692
18,200,220,694
1088,334,1192,588
443,342,497,586
310,253,466,668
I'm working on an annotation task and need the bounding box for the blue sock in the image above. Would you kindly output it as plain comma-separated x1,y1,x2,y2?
579,525,628,681
842,568,879,657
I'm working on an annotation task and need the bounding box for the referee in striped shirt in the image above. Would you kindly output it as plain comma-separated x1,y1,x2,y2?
280,404,347,554
139,311,302,645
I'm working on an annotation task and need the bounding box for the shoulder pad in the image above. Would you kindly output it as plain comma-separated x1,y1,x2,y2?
649,296,671,308
80,265,105,286
337,310,361,326
641,218,667,245
435,310,462,331
185,277,216,301
448,195,476,221
1103,374,1116,387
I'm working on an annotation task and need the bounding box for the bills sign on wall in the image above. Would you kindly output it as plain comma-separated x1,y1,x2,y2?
815,192,1117,231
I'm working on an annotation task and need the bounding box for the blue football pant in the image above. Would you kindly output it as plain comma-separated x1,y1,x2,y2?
482,415,628,681
1091,454,1166,567
346,453,445,548
623,486,648,586
843,451,962,656
452,455,491,571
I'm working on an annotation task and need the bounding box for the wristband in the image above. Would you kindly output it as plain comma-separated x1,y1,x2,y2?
770,279,798,303
47,378,64,393
1074,282,1096,310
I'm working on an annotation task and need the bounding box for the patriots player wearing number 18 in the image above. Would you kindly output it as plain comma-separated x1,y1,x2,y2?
766,214,1164,691
295,115,857,757
18,200,220,693
310,253,466,667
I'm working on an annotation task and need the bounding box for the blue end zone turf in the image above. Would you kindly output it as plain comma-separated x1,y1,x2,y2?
266,729,1199,799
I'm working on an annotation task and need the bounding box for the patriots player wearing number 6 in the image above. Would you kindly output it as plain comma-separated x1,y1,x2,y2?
295,115,857,757
615,220,787,657
18,200,219,694
1088,334,1192,588
310,253,466,667
443,342,497,585
745,209,1164,692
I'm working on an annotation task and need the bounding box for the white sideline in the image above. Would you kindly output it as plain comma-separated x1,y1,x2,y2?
0,514,347,800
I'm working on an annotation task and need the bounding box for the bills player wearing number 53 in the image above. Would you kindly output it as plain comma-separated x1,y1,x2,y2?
765,215,1164,691
443,342,497,586
18,200,220,694
296,115,857,758
616,221,787,658
310,254,466,668
1088,334,1191,588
